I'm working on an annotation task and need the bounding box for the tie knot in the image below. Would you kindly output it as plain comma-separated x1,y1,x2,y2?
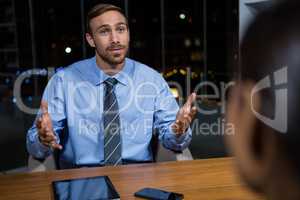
105,78,118,87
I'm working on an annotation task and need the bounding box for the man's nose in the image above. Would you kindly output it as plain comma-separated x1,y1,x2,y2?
110,30,119,43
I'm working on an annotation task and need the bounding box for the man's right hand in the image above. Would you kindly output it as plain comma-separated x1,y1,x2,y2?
36,101,62,150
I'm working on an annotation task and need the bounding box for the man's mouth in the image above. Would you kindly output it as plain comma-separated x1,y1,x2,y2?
108,47,125,56
109,48,122,54
108,45,125,51
110,48,123,51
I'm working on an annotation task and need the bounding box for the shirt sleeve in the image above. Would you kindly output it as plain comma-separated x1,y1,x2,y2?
26,72,66,159
153,76,192,152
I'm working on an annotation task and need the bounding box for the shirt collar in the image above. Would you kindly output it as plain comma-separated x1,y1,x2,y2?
90,56,134,86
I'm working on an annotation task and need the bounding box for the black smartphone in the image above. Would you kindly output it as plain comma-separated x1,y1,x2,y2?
134,187,184,200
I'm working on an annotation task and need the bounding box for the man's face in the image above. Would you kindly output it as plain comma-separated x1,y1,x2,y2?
86,10,129,67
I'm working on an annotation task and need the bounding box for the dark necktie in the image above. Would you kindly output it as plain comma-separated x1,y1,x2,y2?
103,78,122,166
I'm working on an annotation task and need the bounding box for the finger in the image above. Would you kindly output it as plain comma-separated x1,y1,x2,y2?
40,100,48,115
189,106,197,119
41,136,62,150
175,119,184,127
36,117,42,128
50,142,63,150
40,116,49,133
171,123,183,135
184,105,197,118
184,114,192,125
45,126,52,134
182,93,196,113
39,127,49,138
40,129,56,138
38,122,51,137
175,119,187,133
185,92,196,108
38,129,48,139
40,134,56,143
172,120,181,131
41,113,53,131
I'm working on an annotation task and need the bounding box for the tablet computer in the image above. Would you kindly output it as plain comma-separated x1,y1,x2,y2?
52,175,120,200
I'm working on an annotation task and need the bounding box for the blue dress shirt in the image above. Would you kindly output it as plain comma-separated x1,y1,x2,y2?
26,57,192,168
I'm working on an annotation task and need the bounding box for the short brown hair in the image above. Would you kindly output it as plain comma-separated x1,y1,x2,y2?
86,4,127,33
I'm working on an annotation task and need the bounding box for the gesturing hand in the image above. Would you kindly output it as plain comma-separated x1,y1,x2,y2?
171,93,197,136
36,101,62,150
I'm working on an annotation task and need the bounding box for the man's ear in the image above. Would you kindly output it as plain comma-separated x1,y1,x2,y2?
226,81,276,187
128,29,130,43
85,33,95,48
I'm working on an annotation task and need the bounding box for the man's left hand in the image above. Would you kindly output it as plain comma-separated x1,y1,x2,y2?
171,92,197,136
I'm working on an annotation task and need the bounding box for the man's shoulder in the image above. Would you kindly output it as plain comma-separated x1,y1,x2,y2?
53,57,94,77
64,57,94,72
128,58,163,81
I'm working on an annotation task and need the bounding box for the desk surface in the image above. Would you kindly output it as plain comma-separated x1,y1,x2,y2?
0,157,263,200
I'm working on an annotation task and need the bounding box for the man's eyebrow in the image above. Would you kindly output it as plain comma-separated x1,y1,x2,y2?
95,22,127,31
116,22,127,26
96,24,110,31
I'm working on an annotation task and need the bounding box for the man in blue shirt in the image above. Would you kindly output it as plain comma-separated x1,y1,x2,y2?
27,4,197,168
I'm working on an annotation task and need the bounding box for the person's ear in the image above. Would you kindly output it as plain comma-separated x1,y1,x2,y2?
85,33,95,48
226,81,276,188
128,28,130,43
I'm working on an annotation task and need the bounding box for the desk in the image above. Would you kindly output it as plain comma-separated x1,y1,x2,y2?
0,158,263,200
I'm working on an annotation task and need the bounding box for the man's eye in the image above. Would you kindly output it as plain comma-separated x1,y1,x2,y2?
99,29,110,35
116,26,126,33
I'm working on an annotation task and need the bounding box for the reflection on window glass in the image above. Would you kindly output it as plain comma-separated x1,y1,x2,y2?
128,0,161,70
33,0,82,67
206,0,238,86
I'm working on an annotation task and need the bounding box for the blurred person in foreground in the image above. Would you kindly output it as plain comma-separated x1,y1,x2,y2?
226,1,300,199
26,4,197,169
